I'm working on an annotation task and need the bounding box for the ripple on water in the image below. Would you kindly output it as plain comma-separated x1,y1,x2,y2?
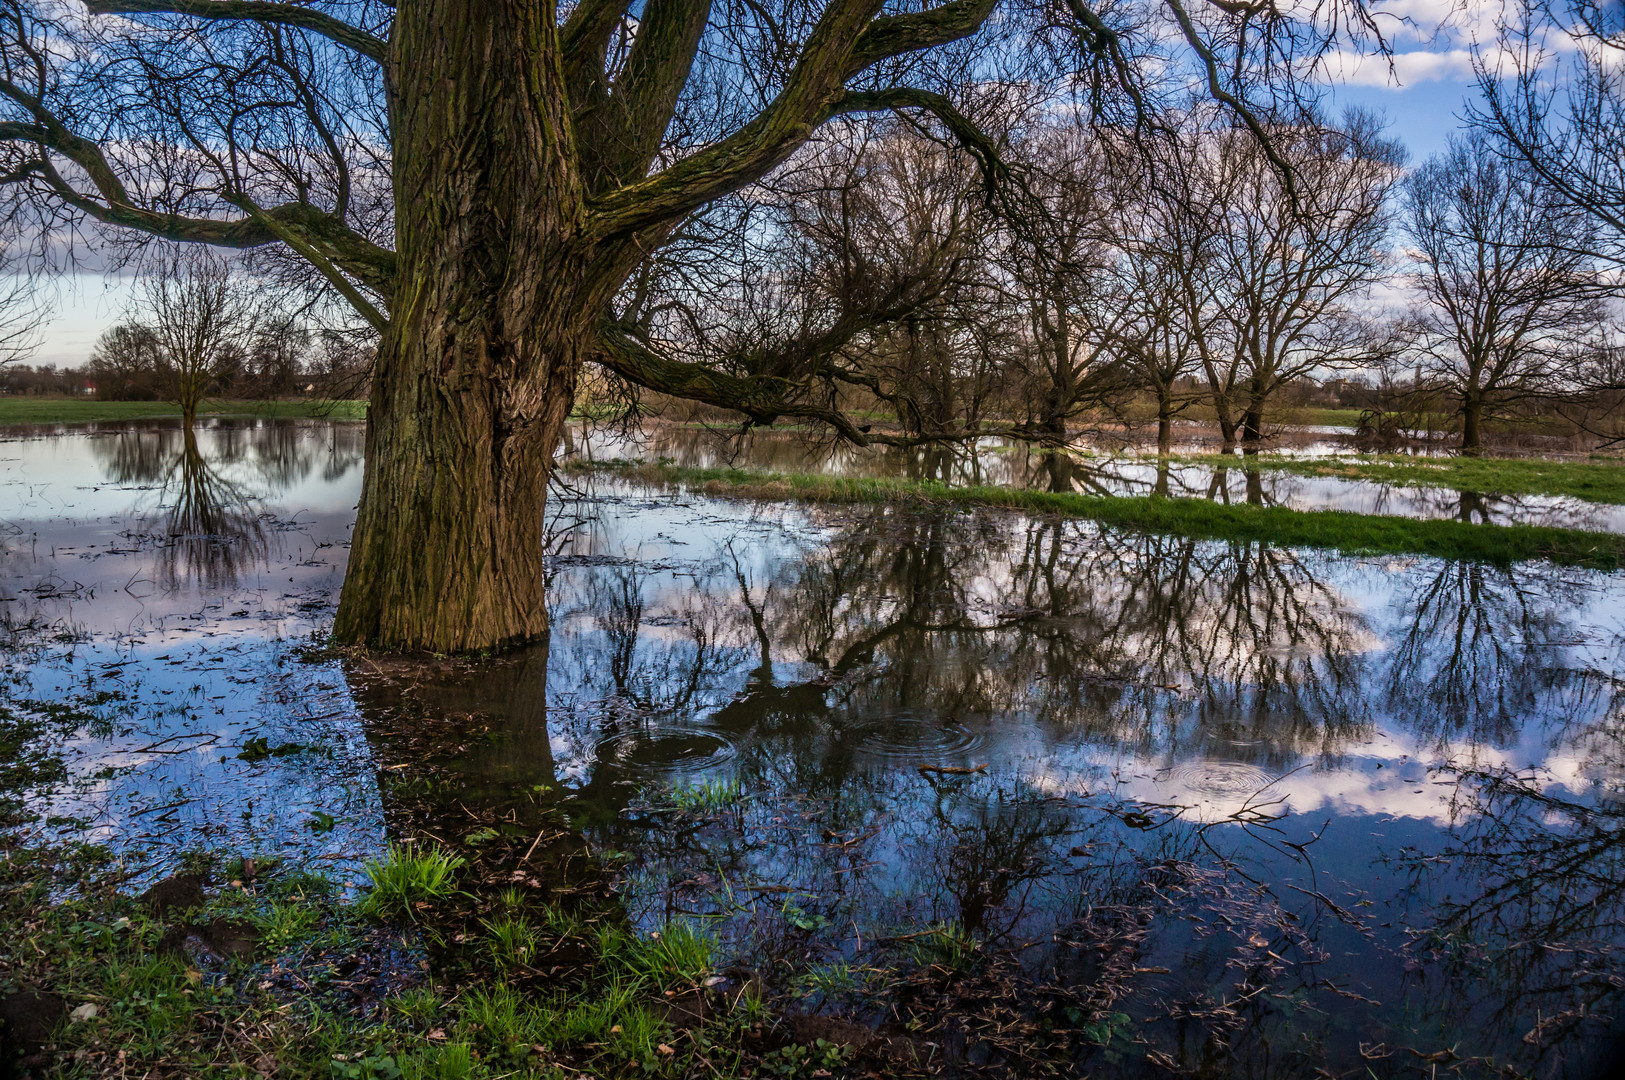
595,729,737,775
1157,759,1281,816
847,714,984,765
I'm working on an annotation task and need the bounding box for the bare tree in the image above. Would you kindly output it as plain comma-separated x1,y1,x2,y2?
1199,110,1402,446
138,249,260,425
1095,126,1212,455
994,115,1129,443
0,226,42,367
0,0,1396,651
1400,132,1602,451
248,313,313,397
85,322,162,400
1475,1,1625,270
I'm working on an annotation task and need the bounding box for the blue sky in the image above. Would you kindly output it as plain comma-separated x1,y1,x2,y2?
1334,79,1480,167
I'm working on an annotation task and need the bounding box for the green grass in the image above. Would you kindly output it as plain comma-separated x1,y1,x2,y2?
481,913,540,970
0,397,366,425
618,920,717,988
358,844,465,918
666,777,746,814
1169,452,1625,505
0,842,770,1080
906,921,979,971
1276,406,1367,428
572,461,1625,570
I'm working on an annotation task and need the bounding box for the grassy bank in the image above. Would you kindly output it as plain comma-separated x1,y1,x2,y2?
0,841,778,1080
574,461,1625,569
1168,452,1625,505
0,398,366,425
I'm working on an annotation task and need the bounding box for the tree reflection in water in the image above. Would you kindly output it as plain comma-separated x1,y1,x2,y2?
145,427,269,590
1397,765,1625,1074
329,485,1625,1076
88,419,366,590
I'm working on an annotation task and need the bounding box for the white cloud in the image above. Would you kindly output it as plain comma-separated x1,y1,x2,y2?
1326,47,1478,87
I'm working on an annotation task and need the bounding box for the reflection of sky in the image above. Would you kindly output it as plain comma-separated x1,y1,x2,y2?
577,425,1625,532
7,422,1625,1071
0,420,364,520
3,421,376,877
544,478,1625,828
2,420,363,639
12,422,1610,848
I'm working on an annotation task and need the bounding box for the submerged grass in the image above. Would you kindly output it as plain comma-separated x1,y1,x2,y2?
0,397,366,425
1170,451,1625,505
666,777,747,814
573,461,1625,570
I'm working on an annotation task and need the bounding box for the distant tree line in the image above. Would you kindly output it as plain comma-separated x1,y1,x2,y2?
602,99,1621,454
0,251,374,408
80,317,372,407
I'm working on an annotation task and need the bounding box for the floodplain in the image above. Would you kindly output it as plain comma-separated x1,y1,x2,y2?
3,416,1624,1078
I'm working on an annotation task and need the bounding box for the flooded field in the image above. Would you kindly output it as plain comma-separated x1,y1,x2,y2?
577,423,1625,533
5,419,1625,1077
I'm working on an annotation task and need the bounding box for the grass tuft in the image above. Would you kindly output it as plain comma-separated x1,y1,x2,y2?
907,920,978,970
481,913,539,970
358,844,464,918
622,919,716,987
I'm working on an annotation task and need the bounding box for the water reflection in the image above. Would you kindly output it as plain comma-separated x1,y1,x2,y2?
6,423,1625,1076
551,506,1377,787
88,418,365,494
1386,562,1607,750
523,487,1624,1073
576,423,1625,532
1398,767,1625,1071
76,420,369,591
141,427,269,590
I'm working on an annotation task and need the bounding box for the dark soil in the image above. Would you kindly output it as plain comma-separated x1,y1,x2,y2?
0,990,63,1079
138,873,206,917
157,918,259,963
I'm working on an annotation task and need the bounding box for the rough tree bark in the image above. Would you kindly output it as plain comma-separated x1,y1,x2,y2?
327,0,1002,651
333,2,607,651
1461,391,1484,452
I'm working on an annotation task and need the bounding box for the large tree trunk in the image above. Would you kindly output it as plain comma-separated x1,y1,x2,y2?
1241,406,1264,443
1045,319,1074,442
1212,394,1239,445
1044,450,1073,493
333,1,611,653
1461,395,1484,452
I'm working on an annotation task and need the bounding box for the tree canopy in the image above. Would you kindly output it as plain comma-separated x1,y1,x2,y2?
0,0,1392,439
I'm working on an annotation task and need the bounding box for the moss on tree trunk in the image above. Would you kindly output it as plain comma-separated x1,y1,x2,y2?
332,0,615,652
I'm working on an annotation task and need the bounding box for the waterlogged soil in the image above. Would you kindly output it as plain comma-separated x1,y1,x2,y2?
575,422,1625,533
4,419,1625,1078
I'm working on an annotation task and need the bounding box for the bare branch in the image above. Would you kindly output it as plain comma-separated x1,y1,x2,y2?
83,0,388,64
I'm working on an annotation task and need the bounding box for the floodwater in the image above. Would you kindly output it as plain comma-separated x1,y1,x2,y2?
4,418,1625,1077
576,422,1625,533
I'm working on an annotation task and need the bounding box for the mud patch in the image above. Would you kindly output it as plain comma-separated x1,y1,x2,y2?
138,872,206,917
0,989,64,1075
